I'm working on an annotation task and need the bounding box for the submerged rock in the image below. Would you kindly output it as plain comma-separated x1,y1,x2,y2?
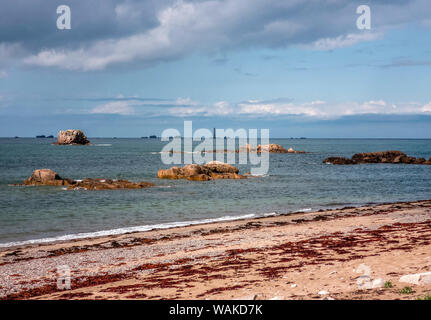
324,151,431,165
158,161,246,181
55,129,91,145
69,179,154,190
23,169,154,190
238,144,306,153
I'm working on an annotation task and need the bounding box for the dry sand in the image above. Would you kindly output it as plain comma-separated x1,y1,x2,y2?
1,200,431,300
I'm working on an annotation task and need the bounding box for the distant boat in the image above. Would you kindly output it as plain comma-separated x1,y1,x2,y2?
36,135,46,138
149,135,157,139
14,136,19,139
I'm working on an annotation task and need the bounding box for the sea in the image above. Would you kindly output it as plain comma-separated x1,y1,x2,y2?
1,138,430,247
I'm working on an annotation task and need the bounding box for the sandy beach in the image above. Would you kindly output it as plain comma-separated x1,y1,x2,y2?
1,200,431,300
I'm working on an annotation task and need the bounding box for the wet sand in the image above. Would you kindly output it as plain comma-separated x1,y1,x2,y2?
1,200,431,300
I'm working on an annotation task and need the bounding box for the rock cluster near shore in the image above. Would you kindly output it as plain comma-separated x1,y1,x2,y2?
54,129,91,145
157,161,246,181
324,151,431,165
23,169,154,190
238,144,306,153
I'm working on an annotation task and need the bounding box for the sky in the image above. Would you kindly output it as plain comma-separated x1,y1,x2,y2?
0,0,431,138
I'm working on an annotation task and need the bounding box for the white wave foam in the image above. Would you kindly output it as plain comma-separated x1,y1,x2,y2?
0,214,256,248
263,212,277,217
95,144,112,147
297,208,312,212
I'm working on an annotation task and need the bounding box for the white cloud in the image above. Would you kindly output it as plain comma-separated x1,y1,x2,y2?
21,0,389,71
310,32,383,51
90,101,137,115
176,97,199,106
167,99,431,118
422,102,431,113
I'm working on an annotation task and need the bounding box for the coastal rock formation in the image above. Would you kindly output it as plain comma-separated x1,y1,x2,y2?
55,130,91,145
157,161,246,181
324,151,431,165
24,169,74,186
23,169,154,190
69,179,154,190
238,144,305,153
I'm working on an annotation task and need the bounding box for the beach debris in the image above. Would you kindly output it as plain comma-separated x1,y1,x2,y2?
234,294,257,300
399,272,431,285
269,296,284,300
54,129,91,145
290,283,297,288
318,290,329,295
22,169,154,190
371,278,386,289
324,151,431,165
158,161,247,181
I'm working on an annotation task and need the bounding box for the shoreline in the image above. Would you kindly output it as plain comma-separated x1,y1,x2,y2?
1,199,431,300
0,199,422,249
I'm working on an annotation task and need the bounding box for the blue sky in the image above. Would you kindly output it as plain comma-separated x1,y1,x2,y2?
0,0,431,138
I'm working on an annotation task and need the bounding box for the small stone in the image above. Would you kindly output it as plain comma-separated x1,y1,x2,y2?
290,284,297,288
371,278,385,288
318,290,329,295
234,294,257,300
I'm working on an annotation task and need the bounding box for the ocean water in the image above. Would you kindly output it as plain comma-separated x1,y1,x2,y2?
1,138,431,247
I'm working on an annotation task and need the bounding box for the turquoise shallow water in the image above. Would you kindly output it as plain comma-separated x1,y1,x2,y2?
1,138,431,246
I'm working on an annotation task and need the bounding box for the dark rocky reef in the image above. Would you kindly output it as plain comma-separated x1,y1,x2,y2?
324,151,431,165
238,144,306,154
23,169,154,190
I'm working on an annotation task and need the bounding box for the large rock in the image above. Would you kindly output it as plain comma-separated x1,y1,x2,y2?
24,169,74,186
158,161,245,181
324,151,431,165
23,169,154,190
55,130,90,145
399,272,431,285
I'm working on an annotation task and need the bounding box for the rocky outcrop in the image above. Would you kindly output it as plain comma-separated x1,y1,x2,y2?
158,161,246,181
324,151,431,165
23,169,154,190
68,179,154,190
55,130,91,145
24,169,74,186
238,144,306,153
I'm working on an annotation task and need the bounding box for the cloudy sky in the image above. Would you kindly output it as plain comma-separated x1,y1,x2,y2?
1,0,431,138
